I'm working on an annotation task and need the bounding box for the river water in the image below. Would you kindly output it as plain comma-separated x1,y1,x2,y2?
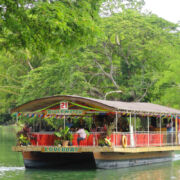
1,126,180,180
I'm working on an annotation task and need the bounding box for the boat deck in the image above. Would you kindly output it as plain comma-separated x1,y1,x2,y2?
12,145,180,153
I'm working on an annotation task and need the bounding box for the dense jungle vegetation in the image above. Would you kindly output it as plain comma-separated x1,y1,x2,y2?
0,0,179,124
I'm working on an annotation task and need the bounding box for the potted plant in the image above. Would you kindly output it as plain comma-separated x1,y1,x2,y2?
98,135,111,147
54,127,72,146
98,138,106,146
98,123,114,147
106,123,115,137
16,127,31,146
54,139,61,146
17,134,30,146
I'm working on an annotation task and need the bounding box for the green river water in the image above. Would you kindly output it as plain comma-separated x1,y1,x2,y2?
1,126,180,180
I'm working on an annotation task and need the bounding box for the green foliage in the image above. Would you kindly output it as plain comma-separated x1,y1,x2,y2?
98,138,106,146
0,114,12,125
152,56,180,109
107,123,115,136
55,127,72,141
54,139,61,146
43,116,63,131
17,134,30,146
0,0,104,118
0,0,102,52
101,0,145,16
0,0,180,123
67,10,179,104
17,116,40,128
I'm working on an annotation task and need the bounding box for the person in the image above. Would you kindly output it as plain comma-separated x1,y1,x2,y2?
91,123,97,132
70,126,75,133
103,123,107,132
76,126,86,145
102,118,107,130
167,121,173,144
23,124,30,134
66,118,73,128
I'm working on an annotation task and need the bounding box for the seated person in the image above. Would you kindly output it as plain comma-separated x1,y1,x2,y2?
76,126,86,145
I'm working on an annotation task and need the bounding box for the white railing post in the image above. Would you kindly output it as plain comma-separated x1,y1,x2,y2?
129,113,135,147
113,132,115,147
175,115,178,145
115,111,118,147
134,114,136,147
116,111,118,132
160,115,162,146
16,113,18,124
171,115,173,146
64,115,66,129
130,113,131,147
93,133,95,147
147,115,149,147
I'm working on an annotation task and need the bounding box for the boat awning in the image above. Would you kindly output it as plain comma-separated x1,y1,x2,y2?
11,95,180,116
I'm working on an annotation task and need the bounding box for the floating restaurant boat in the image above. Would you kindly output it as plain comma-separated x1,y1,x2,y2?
12,95,180,169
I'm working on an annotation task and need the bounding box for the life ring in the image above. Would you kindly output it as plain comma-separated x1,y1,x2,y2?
122,135,127,148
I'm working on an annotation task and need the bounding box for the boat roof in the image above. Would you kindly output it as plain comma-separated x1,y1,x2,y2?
11,95,180,116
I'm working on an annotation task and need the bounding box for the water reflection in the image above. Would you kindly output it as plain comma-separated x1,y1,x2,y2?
0,163,179,180
1,126,180,180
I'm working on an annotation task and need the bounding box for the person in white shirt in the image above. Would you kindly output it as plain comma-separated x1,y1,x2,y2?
76,126,86,145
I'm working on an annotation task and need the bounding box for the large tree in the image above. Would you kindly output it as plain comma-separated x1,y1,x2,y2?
16,10,180,106
0,2,180,118
58,10,179,103
0,0,104,112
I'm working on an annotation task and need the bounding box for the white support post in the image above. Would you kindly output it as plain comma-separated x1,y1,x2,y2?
33,115,35,132
148,115,149,147
64,115,66,129
115,111,118,147
130,113,131,132
171,115,173,145
176,115,178,145
40,117,42,131
16,113,18,124
130,112,131,147
116,111,118,132
160,116,162,146
129,113,135,147
134,114,136,147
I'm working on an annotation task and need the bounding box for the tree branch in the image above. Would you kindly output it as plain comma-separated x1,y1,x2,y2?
135,81,155,102
27,59,34,70
94,58,120,89
89,73,104,83
104,90,122,100
89,86,104,98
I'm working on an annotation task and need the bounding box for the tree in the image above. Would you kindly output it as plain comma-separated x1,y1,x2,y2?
0,1,180,119
0,0,102,51
100,0,145,16
64,10,180,103
152,48,180,109
0,0,104,112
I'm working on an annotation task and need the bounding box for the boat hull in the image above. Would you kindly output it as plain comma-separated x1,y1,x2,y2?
22,151,173,169
22,152,96,169
94,151,173,169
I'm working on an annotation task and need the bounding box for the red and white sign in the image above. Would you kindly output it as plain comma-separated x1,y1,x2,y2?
60,102,68,109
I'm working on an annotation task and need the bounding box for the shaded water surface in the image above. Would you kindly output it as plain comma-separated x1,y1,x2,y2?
1,126,180,180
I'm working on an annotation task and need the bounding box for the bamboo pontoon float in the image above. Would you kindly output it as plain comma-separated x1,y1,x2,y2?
12,95,180,169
